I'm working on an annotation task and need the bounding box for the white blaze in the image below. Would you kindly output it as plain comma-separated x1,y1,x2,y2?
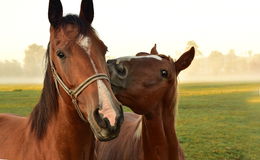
116,55,162,64
97,80,116,126
78,36,117,126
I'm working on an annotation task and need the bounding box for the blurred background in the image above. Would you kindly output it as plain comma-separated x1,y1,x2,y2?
0,0,260,83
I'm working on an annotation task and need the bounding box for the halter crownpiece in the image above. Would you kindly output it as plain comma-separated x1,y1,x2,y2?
49,48,110,123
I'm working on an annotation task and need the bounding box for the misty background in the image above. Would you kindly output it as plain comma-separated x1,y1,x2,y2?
1,0,260,84
0,41,259,84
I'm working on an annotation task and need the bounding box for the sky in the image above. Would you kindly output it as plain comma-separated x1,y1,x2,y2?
0,0,260,63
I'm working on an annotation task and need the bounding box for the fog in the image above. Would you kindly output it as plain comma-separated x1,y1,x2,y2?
0,44,45,84
0,42,260,84
179,41,260,82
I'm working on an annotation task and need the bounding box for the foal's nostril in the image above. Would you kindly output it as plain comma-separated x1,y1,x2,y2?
107,59,116,65
115,63,127,78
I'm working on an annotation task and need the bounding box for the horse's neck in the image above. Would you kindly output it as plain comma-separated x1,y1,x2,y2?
142,91,180,160
45,97,96,159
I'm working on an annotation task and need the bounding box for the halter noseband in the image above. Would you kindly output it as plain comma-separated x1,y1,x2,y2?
49,51,110,123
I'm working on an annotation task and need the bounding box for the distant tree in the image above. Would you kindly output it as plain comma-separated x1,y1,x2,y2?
224,49,238,74
247,50,253,57
227,49,236,56
0,60,23,77
23,44,45,77
208,50,224,74
249,54,260,73
185,40,203,57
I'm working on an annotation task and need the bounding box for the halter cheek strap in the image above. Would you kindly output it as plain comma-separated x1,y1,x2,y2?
49,52,110,123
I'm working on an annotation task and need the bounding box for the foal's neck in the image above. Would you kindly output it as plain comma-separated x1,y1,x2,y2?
47,96,96,160
142,86,180,160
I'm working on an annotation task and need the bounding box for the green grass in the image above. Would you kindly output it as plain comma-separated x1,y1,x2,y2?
0,90,40,116
177,82,260,160
0,82,259,159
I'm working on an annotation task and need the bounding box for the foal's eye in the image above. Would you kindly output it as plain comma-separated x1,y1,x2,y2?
160,69,168,78
56,50,66,59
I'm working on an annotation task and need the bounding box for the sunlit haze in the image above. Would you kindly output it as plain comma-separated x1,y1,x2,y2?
0,0,260,62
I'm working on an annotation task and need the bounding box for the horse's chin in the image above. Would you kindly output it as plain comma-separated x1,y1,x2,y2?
114,93,146,115
95,129,119,142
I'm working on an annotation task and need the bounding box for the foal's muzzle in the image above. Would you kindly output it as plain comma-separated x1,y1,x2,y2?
107,59,128,79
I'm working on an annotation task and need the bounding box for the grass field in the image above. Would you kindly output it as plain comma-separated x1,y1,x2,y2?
0,82,260,160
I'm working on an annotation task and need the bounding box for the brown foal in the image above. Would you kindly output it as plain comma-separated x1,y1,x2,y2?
96,45,195,160
0,0,123,159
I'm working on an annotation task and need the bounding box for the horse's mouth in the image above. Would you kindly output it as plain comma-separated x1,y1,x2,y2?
95,129,119,141
90,123,121,142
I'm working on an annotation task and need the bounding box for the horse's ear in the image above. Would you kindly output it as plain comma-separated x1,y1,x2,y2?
79,0,94,25
48,0,63,27
175,47,195,74
150,44,159,55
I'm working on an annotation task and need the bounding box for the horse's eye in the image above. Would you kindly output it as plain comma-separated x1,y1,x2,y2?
161,69,168,78
57,51,65,59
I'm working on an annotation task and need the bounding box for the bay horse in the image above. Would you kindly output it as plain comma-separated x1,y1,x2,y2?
0,0,123,159
96,45,195,160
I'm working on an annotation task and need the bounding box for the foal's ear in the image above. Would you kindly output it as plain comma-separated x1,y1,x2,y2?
150,44,159,55
79,0,94,25
48,0,63,27
175,47,195,74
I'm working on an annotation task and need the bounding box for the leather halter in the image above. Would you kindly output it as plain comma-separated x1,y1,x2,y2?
49,49,110,123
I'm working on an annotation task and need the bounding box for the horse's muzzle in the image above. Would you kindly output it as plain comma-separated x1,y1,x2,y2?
94,104,124,141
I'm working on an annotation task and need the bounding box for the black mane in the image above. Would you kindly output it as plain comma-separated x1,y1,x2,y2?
60,14,91,35
29,45,58,139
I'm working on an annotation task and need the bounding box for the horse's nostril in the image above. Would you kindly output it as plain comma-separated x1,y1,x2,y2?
94,108,107,129
94,105,123,134
103,118,111,128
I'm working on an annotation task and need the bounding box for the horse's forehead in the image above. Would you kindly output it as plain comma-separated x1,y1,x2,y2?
64,24,79,33
77,36,91,51
116,55,162,64
58,25,80,40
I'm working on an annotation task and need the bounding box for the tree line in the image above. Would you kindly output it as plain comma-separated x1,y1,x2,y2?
182,41,260,81
0,44,45,78
0,42,260,82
